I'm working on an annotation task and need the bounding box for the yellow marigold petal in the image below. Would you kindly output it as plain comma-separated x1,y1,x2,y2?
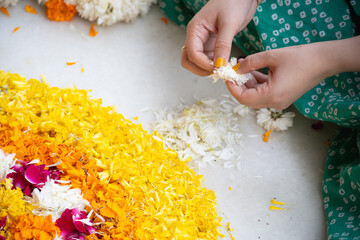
269,206,286,210
270,199,286,205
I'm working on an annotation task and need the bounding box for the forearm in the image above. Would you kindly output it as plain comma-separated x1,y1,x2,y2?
320,36,360,76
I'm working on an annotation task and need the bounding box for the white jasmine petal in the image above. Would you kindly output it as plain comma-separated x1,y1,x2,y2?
65,0,156,25
0,149,16,182
0,0,19,7
26,178,89,221
150,96,247,168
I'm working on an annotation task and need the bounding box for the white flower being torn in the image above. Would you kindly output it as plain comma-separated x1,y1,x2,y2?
210,57,253,86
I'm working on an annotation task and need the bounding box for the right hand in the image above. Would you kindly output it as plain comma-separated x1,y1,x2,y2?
181,0,258,76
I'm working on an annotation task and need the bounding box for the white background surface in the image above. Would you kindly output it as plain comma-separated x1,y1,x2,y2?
0,1,339,239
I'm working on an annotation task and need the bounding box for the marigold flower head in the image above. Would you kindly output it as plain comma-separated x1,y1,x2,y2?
0,180,27,221
45,0,76,21
10,214,60,240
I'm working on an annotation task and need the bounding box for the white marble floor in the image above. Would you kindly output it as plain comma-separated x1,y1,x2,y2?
0,1,339,239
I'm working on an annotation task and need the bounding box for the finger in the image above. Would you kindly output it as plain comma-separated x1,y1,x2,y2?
181,48,212,76
225,81,247,98
244,71,269,88
186,21,214,72
238,51,276,74
235,58,268,88
213,20,237,67
244,75,259,88
226,81,270,108
251,71,268,83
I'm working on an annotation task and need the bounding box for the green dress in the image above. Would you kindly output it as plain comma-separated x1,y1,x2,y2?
159,0,360,239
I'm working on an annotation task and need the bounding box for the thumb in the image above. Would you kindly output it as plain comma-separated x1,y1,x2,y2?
213,20,237,67
238,51,274,74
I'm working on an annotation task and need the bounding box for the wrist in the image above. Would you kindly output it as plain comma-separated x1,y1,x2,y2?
317,36,360,77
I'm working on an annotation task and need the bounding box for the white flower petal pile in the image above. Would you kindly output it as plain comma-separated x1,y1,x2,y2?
64,0,156,25
26,178,90,221
0,149,16,182
256,108,296,131
150,96,252,168
210,57,253,86
0,0,19,8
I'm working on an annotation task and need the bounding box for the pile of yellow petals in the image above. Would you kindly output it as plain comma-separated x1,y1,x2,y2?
0,179,28,223
0,70,221,239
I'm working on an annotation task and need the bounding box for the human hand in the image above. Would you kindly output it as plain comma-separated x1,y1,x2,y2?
182,0,258,76
226,43,340,109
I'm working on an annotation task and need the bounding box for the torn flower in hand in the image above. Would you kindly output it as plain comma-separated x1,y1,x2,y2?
210,57,252,86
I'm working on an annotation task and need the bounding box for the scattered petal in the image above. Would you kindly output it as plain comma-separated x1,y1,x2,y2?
269,206,286,210
262,130,271,142
311,121,324,130
160,17,168,24
12,27,20,33
89,23,97,37
270,199,286,205
25,5,38,14
0,7,10,16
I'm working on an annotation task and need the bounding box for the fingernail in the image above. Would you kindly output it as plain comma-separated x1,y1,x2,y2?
214,58,225,68
232,62,240,71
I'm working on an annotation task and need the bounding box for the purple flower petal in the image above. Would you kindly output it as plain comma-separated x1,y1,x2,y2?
85,225,96,235
11,174,29,190
0,216,7,230
49,168,61,180
23,187,32,196
56,209,75,237
73,220,87,233
24,164,49,185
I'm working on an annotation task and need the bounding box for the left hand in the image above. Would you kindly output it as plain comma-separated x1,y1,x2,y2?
226,42,339,109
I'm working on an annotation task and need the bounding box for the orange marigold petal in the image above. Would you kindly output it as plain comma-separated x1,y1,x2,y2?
0,7,10,16
263,130,272,142
89,23,97,37
10,214,60,239
13,27,20,33
25,5,38,14
160,17,168,25
45,0,76,21
66,62,76,65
